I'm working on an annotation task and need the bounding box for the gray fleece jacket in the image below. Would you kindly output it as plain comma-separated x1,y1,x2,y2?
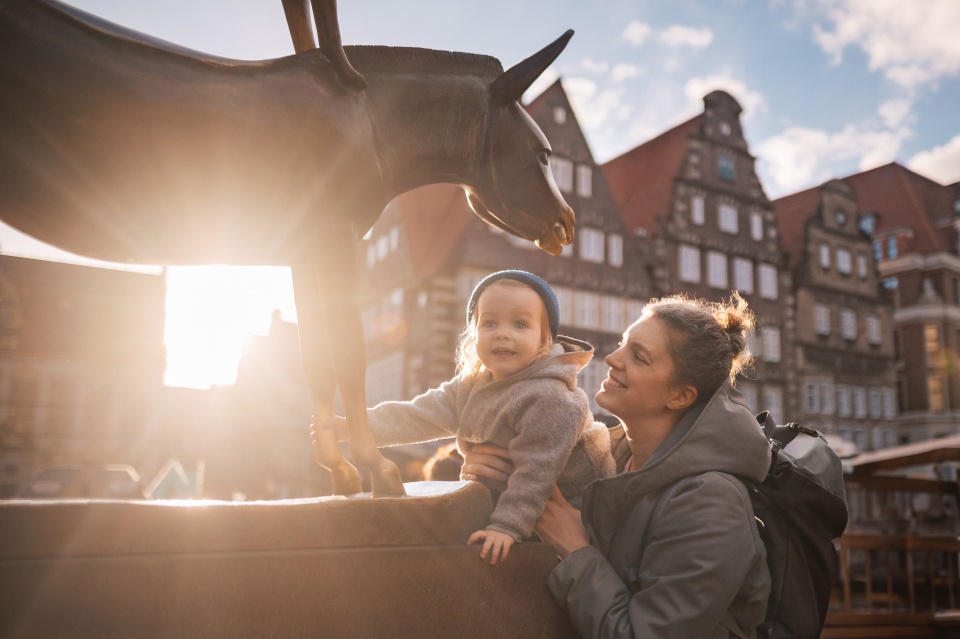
548,383,773,639
366,336,616,541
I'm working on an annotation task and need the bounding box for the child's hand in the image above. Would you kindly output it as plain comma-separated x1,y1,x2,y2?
467,529,516,566
309,415,349,443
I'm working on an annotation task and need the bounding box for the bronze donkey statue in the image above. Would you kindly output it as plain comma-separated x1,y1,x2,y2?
0,0,575,496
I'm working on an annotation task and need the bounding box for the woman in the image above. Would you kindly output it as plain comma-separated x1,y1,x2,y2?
462,293,772,638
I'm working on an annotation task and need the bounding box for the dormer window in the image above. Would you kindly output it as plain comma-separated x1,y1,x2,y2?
719,121,732,137
717,154,735,181
553,106,566,124
835,209,847,226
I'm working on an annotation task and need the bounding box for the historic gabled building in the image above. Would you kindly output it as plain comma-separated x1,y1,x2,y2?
358,80,649,422
0,256,166,497
842,163,960,442
772,179,898,452
602,90,792,422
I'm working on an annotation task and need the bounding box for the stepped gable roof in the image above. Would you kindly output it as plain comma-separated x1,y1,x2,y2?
602,114,703,235
393,183,476,278
844,162,949,254
525,79,596,163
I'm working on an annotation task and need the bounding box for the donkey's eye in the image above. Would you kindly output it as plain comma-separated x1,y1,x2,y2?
536,150,550,166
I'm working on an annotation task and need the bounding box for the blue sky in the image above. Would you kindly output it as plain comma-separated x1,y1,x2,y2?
2,0,958,387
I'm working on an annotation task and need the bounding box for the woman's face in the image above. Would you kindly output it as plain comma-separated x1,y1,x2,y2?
596,315,683,424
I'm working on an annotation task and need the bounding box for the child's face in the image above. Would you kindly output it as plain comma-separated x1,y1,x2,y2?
475,283,547,381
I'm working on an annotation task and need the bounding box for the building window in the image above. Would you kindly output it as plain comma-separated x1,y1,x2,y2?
857,253,868,279
750,212,763,241
718,154,735,181
576,164,592,198
852,387,867,419
887,236,898,259
679,244,701,283
733,257,753,294
837,248,852,275
840,309,857,341
552,157,573,193
820,381,834,415
707,251,728,289
626,300,645,325
870,427,885,451
758,264,778,300
762,386,783,423
553,106,566,124
882,389,896,420
819,243,831,269
873,240,883,262
555,286,573,326
814,304,831,336
739,382,758,413
719,203,739,234
804,381,819,413
761,327,781,363
866,314,881,345
691,195,705,225
579,228,605,263
607,234,623,267
836,385,851,417
869,388,883,419
601,296,624,333
929,376,945,412
574,291,600,329
925,324,941,362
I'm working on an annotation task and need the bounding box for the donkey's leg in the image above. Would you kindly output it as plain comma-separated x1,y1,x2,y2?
292,260,362,495
312,229,404,496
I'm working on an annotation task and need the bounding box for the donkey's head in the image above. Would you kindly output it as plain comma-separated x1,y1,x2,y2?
465,31,575,256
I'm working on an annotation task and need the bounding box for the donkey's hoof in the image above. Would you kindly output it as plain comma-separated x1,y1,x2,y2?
370,460,406,497
330,462,363,496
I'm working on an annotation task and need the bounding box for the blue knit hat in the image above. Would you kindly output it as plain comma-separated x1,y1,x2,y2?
466,270,560,340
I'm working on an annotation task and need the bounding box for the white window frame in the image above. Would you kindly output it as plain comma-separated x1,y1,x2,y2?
691,195,705,225
574,291,600,329
758,264,778,300
579,228,605,263
739,382,758,414
601,295,624,333
761,327,781,363
626,300,645,325
762,386,783,424
804,381,819,413
719,203,739,234
841,309,857,341
857,253,868,279
607,234,624,267
836,385,851,417
814,304,831,336
820,381,834,415
575,164,593,198
819,243,831,269
553,106,566,124
852,387,867,419
552,157,573,193
679,244,701,283
869,388,883,419
555,286,573,326
750,212,763,241
707,251,728,289
733,257,754,294
882,389,896,420
866,314,881,345
837,248,852,275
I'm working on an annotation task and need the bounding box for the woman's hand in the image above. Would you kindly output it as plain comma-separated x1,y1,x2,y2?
467,529,515,565
535,486,590,559
460,444,514,482
309,415,349,443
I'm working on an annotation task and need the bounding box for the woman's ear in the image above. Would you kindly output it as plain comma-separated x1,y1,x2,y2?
666,385,698,411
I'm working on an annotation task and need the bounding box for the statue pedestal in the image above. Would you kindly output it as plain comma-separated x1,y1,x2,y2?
0,482,577,638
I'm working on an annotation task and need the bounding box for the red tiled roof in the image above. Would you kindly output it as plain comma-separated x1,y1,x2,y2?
393,184,476,278
602,115,702,235
770,185,818,267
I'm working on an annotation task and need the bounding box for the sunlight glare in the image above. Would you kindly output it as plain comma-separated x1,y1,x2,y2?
163,266,297,388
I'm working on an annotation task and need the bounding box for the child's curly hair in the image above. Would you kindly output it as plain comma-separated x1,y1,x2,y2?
456,279,554,379
642,291,755,400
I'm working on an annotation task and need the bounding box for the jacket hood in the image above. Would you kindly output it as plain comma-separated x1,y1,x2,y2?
583,383,771,508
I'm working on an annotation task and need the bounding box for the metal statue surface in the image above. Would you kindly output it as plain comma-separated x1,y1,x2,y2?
0,0,575,496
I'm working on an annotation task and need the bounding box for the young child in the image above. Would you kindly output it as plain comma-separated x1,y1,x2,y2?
319,270,615,564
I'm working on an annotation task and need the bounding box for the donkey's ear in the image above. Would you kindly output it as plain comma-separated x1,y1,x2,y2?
490,29,573,106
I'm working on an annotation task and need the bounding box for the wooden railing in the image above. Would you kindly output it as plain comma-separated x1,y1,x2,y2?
822,534,960,638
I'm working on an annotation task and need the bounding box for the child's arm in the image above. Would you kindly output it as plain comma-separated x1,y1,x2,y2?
467,529,515,566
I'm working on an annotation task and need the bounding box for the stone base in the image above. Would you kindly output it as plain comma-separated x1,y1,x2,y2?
0,482,577,638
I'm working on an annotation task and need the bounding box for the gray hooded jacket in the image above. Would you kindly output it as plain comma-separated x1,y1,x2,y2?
548,383,772,639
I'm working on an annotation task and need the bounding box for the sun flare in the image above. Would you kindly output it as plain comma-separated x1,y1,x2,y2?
163,266,297,388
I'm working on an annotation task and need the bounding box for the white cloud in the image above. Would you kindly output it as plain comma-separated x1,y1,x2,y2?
877,98,912,128
757,124,910,195
683,75,765,117
621,21,653,46
908,135,960,185
562,77,631,131
659,25,714,49
580,58,610,74
809,0,960,87
611,63,643,82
